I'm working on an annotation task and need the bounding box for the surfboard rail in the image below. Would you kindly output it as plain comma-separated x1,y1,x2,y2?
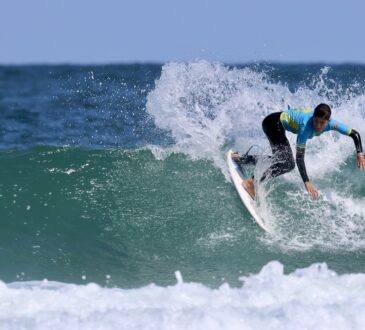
227,150,272,233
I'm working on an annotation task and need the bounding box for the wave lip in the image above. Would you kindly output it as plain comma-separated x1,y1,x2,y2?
2,261,365,330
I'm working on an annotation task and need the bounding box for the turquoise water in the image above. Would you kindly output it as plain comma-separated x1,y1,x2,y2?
1,146,364,289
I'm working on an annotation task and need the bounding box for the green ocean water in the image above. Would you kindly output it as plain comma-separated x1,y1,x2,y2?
1,146,364,288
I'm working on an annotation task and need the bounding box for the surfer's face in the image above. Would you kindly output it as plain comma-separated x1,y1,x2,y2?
313,116,329,132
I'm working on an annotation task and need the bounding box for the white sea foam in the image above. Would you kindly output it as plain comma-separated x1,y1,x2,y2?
146,61,364,175
147,61,365,250
1,261,365,329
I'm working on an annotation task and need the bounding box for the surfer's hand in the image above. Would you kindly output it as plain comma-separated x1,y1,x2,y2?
304,181,318,199
357,153,365,171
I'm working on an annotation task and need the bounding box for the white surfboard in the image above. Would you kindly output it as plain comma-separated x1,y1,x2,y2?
227,150,272,233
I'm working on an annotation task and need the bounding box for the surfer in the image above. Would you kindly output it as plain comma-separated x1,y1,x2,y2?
233,104,365,199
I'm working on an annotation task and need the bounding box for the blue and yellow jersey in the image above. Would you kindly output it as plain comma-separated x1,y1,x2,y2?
280,107,352,148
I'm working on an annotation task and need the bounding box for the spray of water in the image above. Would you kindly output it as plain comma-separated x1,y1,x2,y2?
146,60,365,250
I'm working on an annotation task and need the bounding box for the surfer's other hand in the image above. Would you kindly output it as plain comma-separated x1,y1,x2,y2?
304,181,318,199
357,153,365,171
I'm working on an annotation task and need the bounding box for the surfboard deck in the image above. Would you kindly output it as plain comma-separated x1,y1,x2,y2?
227,149,272,233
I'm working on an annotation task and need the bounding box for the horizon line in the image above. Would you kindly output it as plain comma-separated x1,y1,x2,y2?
1,59,365,67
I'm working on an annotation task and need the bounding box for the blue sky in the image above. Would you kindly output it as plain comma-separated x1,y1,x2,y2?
1,0,364,64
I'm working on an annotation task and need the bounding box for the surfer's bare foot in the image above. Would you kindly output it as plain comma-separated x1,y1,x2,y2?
242,178,255,199
231,152,241,162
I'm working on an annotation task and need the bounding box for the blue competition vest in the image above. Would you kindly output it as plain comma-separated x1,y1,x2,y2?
280,107,352,148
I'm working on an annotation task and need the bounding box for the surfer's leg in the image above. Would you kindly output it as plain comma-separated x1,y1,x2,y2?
260,112,295,182
260,143,294,182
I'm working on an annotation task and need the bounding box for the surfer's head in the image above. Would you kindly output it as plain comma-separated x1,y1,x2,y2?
313,103,331,132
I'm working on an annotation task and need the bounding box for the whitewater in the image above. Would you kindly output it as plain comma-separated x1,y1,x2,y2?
2,262,365,329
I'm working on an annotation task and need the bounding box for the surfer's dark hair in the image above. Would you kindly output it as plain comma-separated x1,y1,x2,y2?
314,103,331,120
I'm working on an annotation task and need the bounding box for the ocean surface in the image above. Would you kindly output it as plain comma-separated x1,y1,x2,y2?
1,61,365,329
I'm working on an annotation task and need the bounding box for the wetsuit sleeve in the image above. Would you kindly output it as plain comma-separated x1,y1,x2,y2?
349,129,363,153
296,146,309,183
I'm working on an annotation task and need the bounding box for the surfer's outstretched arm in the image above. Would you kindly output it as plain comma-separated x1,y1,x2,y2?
296,146,318,199
349,129,365,170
